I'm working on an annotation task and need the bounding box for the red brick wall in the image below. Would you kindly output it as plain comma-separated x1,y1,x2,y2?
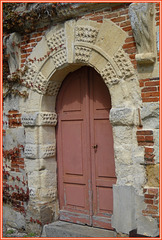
6,110,22,128
136,130,155,164
20,26,48,68
139,77,159,103
143,187,159,225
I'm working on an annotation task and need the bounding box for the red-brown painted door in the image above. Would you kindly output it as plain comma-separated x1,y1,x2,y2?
56,66,116,229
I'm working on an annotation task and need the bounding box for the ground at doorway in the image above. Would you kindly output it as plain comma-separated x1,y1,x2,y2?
41,221,117,238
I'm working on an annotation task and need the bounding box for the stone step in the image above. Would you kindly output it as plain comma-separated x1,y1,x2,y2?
41,221,116,238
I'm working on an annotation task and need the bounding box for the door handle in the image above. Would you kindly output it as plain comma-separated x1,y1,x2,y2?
92,144,98,149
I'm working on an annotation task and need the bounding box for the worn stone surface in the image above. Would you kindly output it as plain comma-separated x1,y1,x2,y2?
137,215,159,237
42,221,116,238
146,164,159,187
112,185,136,234
110,108,135,126
141,103,159,129
129,3,155,56
3,206,26,230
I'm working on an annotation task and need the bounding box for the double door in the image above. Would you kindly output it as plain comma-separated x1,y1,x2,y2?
56,66,116,229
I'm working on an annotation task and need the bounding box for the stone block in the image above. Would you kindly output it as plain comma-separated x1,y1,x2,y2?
5,127,25,150
40,205,54,225
25,144,37,159
112,185,136,234
146,164,159,187
38,187,57,201
27,90,42,112
25,127,38,144
137,215,159,237
21,113,38,126
42,221,116,238
37,112,57,126
65,20,76,63
40,57,55,79
110,107,135,126
114,145,132,165
25,143,56,159
112,126,132,145
95,19,127,57
38,144,56,158
141,103,159,129
39,126,55,144
3,206,26,230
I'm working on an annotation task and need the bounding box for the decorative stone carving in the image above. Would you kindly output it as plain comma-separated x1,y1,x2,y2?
22,112,57,126
75,46,92,62
101,62,119,86
52,49,67,69
47,29,65,52
22,62,38,87
113,48,135,79
75,26,98,44
21,113,38,126
34,72,48,94
46,81,62,96
25,144,37,159
39,143,56,158
38,112,57,126
25,143,56,159
129,3,156,64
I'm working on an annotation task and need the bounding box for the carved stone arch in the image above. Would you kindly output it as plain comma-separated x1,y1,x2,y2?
21,19,143,232
22,19,140,109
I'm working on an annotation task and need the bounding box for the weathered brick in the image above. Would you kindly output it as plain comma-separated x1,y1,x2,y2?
122,26,132,32
120,21,131,27
137,136,145,142
141,87,157,92
119,9,129,15
148,189,158,195
136,130,153,135
124,47,136,54
138,142,154,146
144,194,154,199
145,147,154,153
90,16,103,21
142,97,159,102
123,42,136,49
147,205,158,210
26,48,32,53
105,12,118,19
111,16,126,22
145,81,159,86
142,92,159,98
36,37,42,42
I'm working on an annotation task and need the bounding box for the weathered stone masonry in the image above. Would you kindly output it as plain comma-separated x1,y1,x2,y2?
3,3,159,237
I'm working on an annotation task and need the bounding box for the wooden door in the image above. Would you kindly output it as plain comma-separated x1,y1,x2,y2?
56,66,116,229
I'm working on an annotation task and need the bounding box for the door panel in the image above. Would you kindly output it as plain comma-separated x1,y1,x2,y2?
65,184,86,208
57,68,91,225
56,66,116,229
62,121,84,175
89,68,116,229
94,119,115,177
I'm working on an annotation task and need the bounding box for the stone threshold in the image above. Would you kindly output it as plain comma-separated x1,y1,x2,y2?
41,221,117,238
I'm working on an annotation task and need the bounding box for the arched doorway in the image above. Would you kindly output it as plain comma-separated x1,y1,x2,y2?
56,66,116,229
